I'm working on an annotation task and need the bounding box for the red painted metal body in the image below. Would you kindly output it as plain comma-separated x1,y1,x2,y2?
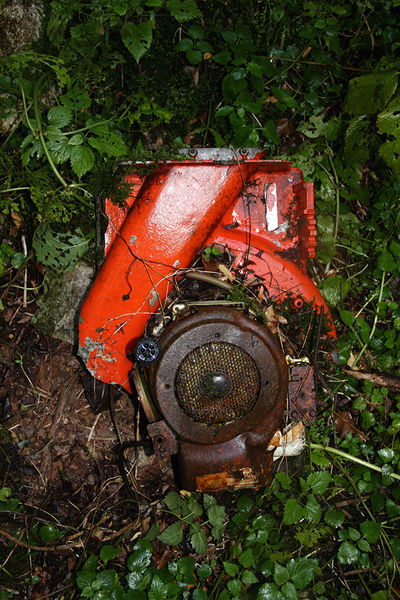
79,152,332,393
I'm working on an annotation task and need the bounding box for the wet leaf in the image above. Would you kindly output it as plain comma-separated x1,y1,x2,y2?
306,472,331,495
157,522,183,546
337,541,360,564
282,498,304,525
344,72,398,115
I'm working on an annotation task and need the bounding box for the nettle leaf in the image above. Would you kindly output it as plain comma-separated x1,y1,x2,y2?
95,570,118,590
207,504,225,528
127,541,152,572
166,0,202,22
70,145,95,178
157,521,183,546
377,94,400,178
227,579,242,596
148,575,168,600
190,522,208,554
163,491,182,512
47,138,72,164
305,495,321,522
273,563,289,586
223,561,239,577
242,569,258,585
282,498,304,525
188,496,203,518
257,582,282,600
121,21,153,63
286,558,318,591
47,105,72,128
344,72,398,115
306,472,331,495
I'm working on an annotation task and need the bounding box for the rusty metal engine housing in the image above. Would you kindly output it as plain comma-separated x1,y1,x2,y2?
147,307,288,491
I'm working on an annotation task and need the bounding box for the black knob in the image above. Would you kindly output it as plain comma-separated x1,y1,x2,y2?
134,337,161,365
203,372,232,398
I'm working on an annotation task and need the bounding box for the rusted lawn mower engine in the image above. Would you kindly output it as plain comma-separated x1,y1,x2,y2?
78,148,334,492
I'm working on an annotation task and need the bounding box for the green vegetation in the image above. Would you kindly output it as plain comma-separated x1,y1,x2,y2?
1,0,400,598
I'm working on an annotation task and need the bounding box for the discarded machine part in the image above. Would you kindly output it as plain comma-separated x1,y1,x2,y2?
78,148,335,491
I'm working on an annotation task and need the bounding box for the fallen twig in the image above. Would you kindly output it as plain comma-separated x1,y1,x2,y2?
343,366,400,393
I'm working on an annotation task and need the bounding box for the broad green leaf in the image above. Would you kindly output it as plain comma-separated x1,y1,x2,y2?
340,310,355,326
237,495,254,513
190,523,208,554
193,590,207,600
239,548,254,568
325,509,345,528
337,541,360,564
273,563,289,586
377,94,400,178
127,542,152,572
176,38,193,51
305,495,321,522
270,86,298,109
47,105,72,128
344,116,371,163
100,545,119,565
163,491,182,512
188,496,203,518
282,498,304,525
378,448,395,462
227,579,242,595
70,145,95,178
148,575,168,600
320,275,350,308
242,569,258,584
286,558,318,590
377,251,397,273
281,582,299,599
360,520,381,543
257,583,282,600
47,137,72,164
68,133,83,145
187,24,204,39
223,561,239,577
215,105,233,117
306,471,331,495
207,504,225,528
389,538,400,559
390,240,400,257
39,524,63,541
166,0,202,22
212,49,231,65
76,570,96,589
344,72,398,115
121,21,153,63
197,564,211,578
157,521,183,546
186,49,202,65
95,570,118,591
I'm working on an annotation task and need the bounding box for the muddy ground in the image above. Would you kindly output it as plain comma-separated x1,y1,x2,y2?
0,264,175,598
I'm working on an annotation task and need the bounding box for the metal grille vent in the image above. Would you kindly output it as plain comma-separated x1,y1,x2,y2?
174,341,261,426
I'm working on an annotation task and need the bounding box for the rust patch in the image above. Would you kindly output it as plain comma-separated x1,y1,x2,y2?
196,467,260,492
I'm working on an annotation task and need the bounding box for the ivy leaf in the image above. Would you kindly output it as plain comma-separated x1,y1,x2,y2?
337,541,360,564
190,522,208,554
47,105,72,128
306,471,331,495
344,72,398,115
166,0,202,22
70,145,95,178
121,21,153,63
282,498,304,525
286,558,318,590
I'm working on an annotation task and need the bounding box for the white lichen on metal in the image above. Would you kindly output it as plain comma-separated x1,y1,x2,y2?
78,336,116,374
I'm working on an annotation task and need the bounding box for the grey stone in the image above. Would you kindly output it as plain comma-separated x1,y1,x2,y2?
32,262,94,345
0,0,43,57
